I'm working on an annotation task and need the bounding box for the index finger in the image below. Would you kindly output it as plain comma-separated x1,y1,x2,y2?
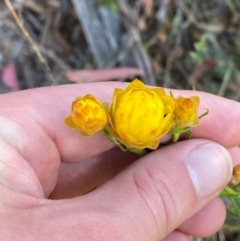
0,82,239,163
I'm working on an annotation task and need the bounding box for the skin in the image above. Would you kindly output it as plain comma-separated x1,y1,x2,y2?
0,82,240,241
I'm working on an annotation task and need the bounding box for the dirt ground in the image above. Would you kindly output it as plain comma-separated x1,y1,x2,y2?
1,0,240,240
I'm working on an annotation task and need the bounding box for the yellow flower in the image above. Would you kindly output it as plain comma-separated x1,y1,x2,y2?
108,79,175,149
174,96,200,127
233,164,240,181
65,94,108,135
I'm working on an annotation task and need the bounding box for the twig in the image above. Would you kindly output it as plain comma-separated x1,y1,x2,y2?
118,0,156,86
40,8,52,46
217,229,226,241
0,2,21,19
37,45,71,71
106,36,135,68
4,0,58,85
179,1,224,33
163,44,181,88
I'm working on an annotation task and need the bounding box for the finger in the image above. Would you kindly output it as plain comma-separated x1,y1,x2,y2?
0,83,118,165
0,83,240,198
178,198,226,237
79,139,232,240
178,145,240,237
161,231,190,241
228,146,240,166
0,84,117,196
0,138,44,198
49,148,137,199
0,114,60,197
50,145,240,199
0,83,240,166
50,146,240,199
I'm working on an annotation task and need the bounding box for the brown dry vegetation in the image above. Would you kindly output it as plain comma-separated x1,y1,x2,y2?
1,0,240,240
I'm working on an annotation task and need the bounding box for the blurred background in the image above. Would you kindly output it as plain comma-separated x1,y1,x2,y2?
0,0,240,240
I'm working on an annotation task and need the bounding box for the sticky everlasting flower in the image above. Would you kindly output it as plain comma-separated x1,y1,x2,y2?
65,94,108,135
233,164,240,181
174,96,200,127
108,79,175,149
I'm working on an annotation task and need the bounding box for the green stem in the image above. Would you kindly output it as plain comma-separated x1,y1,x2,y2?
172,133,181,143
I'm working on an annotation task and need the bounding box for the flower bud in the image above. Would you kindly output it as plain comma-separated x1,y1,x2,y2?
174,96,200,127
233,164,240,181
65,94,107,135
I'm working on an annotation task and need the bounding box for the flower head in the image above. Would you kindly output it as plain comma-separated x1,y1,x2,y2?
174,96,200,127
108,79,175,149
233,164,240,181
65,94,108,135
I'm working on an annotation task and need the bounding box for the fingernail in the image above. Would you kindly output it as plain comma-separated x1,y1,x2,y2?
186,143,232,199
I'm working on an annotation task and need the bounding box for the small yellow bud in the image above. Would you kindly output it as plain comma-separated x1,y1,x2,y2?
233,164,240,181
174,96,200,127
65,94,108,135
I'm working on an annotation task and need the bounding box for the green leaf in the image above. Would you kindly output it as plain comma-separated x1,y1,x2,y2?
96,0,120,12
189,52,203,65
194,34,207,53
214,63,236,83
198,108,209,119
172,15,180,29
221,186,240,197
230,197,240,220
226,207,239,218
221,186,240,220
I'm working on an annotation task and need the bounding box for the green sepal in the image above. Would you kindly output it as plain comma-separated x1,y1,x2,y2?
168,124,192,143
103,126,128,152
127,148,149,156
103,126,149,156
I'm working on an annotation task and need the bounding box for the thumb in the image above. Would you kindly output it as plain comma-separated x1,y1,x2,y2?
90,139,232,241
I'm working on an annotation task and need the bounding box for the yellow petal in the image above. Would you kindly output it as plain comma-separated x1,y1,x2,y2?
190,96,200,108
162,95,175,107
102,102,109,111
146,139,160,149
125,79,146,91
64,116,76,129
113,88,124,109
152,87,166,97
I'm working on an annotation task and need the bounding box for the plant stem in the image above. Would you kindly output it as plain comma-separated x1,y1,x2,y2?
172,133,181,143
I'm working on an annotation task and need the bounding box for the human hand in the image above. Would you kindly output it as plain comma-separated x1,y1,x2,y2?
0,82,240,241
